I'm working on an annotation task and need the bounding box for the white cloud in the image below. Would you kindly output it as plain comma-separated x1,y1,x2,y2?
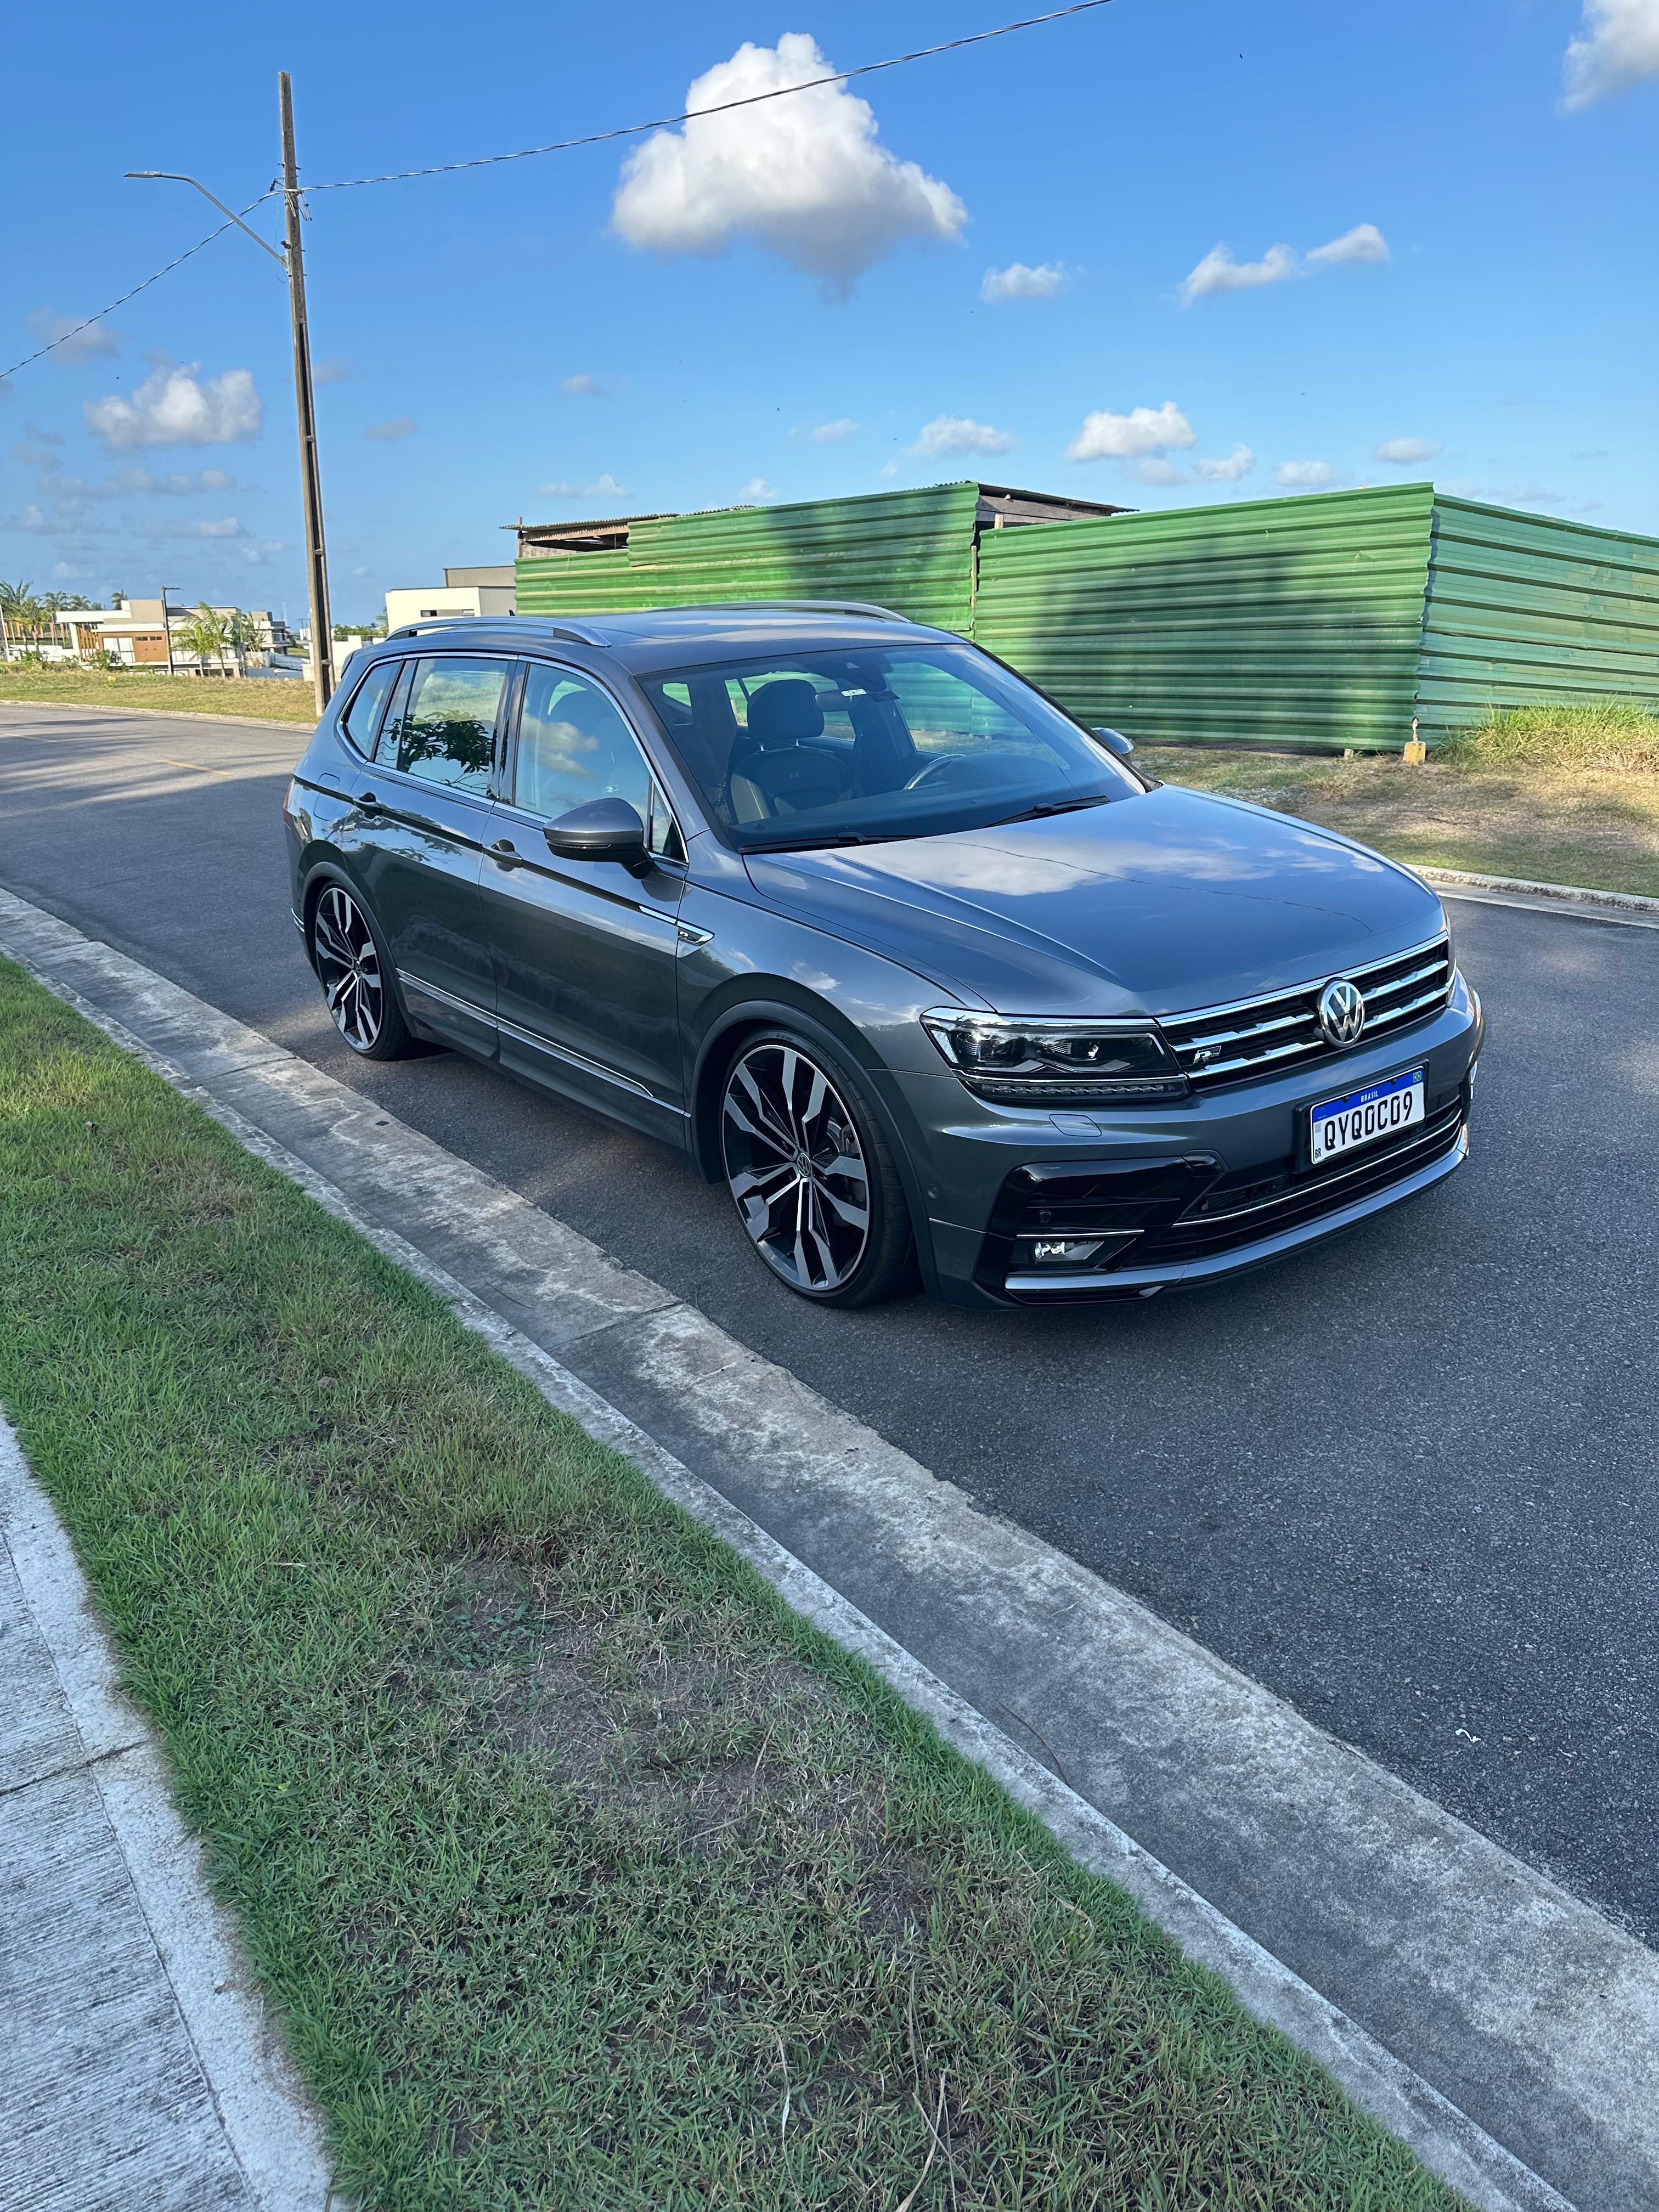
313,357,354,385
1274,460,1341,489
1565,0,1659,105
911,414,1015,458
24,307,121,364
1181,243,1297,302
365,416,418,442
84,359,262,449
1182,225,1388,303
1133,458,1188,486
612,32,967,290
12,504,52,533
1193,443,1256,483
535,472,630,501
561,374,603,396
1305,222,1390,267
980,261,1068,303
738,477,779,501
1375,436,1442,464
183,516,247,538
805,417,861,442
1068,400,1195,462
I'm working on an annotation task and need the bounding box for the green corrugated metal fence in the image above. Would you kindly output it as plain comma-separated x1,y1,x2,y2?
974,484,1436,750
515,482,1659,751
1415,495,1659,741
517,483,980,634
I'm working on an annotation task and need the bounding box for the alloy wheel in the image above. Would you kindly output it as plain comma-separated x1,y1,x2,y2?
722,1042,873,1294
312,885,385,1053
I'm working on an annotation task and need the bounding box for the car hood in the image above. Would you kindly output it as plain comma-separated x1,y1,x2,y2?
742,784,1444,1017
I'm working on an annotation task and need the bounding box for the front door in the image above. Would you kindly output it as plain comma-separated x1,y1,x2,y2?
351,652,510,1056
479,660,686,1140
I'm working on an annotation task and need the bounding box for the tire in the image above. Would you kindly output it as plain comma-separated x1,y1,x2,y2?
719,1026,916,1307
307,881,415,1060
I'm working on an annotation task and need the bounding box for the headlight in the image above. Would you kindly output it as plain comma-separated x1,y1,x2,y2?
921,1009,1188,1103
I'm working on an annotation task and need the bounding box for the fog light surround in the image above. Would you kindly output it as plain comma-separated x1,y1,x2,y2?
921,1008,1188,1104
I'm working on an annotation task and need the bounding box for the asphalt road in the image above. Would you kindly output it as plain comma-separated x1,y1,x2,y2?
5,701,1657,1943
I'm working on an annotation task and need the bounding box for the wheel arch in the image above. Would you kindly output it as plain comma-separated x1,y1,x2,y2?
689,983,943,1298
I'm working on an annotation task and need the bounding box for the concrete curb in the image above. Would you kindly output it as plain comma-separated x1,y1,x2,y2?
1,883,1621,2212
1413,865,1659,916
0,1420,339,2210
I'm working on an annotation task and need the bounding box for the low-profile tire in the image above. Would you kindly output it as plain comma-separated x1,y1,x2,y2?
307,881,415,1060
720,1026,916,1308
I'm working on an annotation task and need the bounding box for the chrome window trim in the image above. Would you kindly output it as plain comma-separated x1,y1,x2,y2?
506,653,689,862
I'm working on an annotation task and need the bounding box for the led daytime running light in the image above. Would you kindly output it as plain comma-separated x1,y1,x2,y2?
921,1009,1187,1098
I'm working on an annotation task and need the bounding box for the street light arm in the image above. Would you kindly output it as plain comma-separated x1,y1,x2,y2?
124,173,286,268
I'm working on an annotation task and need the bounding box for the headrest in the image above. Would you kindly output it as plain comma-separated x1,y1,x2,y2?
745,679,824,748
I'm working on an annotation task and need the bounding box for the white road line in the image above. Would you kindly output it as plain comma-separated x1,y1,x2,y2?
4,881,1654,2211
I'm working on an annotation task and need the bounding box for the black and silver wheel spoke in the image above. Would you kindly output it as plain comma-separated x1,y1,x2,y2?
313,887,383,1052
722,1043,872,1293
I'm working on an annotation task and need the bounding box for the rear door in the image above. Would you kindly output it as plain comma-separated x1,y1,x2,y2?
351,652,510,1056
479,659,687,1139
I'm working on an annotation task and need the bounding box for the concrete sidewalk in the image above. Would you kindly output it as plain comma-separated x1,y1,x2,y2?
0,1419,336,2212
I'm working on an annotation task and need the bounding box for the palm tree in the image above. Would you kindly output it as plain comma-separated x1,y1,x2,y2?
1,578,36,657
177,603,230,676
224,607,263,675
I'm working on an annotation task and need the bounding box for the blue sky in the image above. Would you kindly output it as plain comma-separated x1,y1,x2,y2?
3,0,1656,624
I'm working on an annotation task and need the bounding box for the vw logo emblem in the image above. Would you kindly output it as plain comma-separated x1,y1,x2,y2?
1318,977,1367,1047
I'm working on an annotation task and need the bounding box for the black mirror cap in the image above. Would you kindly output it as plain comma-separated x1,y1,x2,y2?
544,797,650,873
1093,726,1135,758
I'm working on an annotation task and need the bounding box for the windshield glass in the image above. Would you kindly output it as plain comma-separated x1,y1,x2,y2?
639,641,1138,851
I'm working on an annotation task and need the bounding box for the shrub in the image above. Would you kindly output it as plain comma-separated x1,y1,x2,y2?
1437,699,1659,774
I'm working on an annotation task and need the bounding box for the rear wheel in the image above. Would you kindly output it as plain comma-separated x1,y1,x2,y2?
720,1029,915,1307
309,883,413,1059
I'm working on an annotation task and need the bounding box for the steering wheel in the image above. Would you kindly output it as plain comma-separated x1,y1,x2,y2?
902,752,968,792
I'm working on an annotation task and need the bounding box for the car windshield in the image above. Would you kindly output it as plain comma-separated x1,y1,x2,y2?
639,641,1138,851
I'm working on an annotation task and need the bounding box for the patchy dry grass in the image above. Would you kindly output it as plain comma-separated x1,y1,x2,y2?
0,957,1468,2211
0,662,319,723
1145,726,1659,900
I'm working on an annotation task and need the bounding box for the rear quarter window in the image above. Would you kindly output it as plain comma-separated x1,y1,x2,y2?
338,659,401,758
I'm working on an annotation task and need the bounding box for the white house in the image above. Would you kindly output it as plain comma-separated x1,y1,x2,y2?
383,564,516,634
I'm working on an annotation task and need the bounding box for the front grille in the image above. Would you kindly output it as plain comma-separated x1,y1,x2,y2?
1160,935,1453,1092
1120,1097,1465,1268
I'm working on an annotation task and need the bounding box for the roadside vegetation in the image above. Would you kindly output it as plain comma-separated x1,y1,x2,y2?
0,659,320,723
1144,703,1659,899
0,956,1466,2212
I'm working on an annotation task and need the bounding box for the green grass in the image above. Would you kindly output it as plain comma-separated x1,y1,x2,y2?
0,662,319,722
0,958,1468,2211
1435,699,1659,775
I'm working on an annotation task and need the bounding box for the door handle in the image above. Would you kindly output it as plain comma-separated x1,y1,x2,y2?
489,837,521,866
358,789,381,811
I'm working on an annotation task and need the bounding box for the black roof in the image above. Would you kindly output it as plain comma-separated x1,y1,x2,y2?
370,602,953,678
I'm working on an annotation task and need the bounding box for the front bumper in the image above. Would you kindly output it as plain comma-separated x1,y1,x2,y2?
904,977,1483,1308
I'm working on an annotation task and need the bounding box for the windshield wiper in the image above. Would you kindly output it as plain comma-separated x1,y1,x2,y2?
987,793,1114,827
746,831,874,853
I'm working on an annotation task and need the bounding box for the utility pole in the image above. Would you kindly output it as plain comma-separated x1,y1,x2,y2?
160,584,178,675
128,70,335,718
279,72,333,715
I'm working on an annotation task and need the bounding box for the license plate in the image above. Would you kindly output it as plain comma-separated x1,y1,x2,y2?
1308,1067,1424,1165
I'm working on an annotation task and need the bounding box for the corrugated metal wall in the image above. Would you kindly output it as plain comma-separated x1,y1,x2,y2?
974,484,1437,751
1415,496,1659,740
517,483,981,632
515,482,1659,751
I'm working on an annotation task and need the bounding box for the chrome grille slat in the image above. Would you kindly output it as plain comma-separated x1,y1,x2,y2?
1160,934,1453,1091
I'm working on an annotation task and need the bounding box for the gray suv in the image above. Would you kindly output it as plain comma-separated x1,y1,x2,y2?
283,604,1483,1308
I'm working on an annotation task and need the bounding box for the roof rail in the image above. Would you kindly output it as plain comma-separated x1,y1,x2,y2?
694,597,906,622
386,614,601,645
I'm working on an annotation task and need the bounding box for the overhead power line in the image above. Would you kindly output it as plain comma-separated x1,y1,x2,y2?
2,1,1118,380
1,193,278,381
308,0,1120,190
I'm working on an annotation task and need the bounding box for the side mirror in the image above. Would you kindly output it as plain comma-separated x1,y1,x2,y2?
1093,726,1135,758
544,797,650,874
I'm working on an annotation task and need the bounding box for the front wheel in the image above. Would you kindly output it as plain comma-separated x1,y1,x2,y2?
720,1030,916,1307
308,882,414,1059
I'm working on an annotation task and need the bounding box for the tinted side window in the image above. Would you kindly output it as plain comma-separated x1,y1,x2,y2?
514,667,651,822
389,657,507,794
339,658,399,757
